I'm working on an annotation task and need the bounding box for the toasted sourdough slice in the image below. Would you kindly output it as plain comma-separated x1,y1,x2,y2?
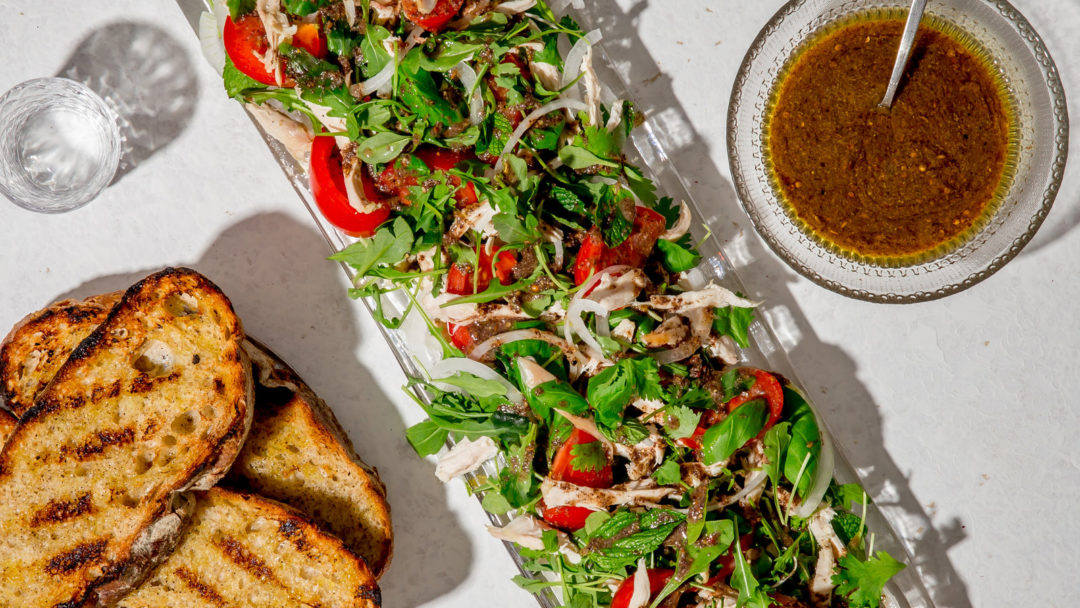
0,300,395,580
1,291,121,417
230,340,393,578
0,268,253,608
0,410,14,447
117,487,381,608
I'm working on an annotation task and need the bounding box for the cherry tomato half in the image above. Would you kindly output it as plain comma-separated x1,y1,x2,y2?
293,22,327,58
610,569,675,608
538,503,596,531
224,14,279,86
375,147,478,206
540,428,613,531
446,242,516,296
401,0,465,32
573,207,667,285
446,322,474,352
309,135,390,237
723,369,784,436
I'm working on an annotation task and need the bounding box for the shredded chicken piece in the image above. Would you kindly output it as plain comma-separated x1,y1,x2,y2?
627,558,650,608
611,318,636,342
581,46,602,126
808,507,846,604
552,408,612,450
660,203,692,240
487,514,581,561
255,0,296,85
641,316,687,348
613,426,664,480
369,0,399,25
447,201,498,241
644,283,758,314
706,335,740,365
245,104,313,164
435,436,499,481
341,155,385,214
517,356,556,390
586,268,645,310
540,478,678,510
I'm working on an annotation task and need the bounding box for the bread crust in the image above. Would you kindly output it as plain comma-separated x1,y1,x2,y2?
0,268,252,608
236,339,393,578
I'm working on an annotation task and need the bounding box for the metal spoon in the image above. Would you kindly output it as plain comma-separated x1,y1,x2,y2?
879,0,928,108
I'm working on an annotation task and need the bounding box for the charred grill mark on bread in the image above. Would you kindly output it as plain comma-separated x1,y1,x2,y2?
30,492,94,527
214,535,281,584
173,567,227,606
45,540,108,576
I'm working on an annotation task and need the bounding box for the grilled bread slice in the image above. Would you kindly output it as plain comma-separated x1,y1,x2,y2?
1,291,121,417
0,297,395,580
0,268,253,608
117,487,381,608
231,340,393,578
0,410,14,448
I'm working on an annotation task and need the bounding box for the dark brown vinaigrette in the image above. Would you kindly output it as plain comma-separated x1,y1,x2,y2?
765,12,1016,264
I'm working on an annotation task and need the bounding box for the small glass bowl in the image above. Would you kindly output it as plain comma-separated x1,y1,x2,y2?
727,0,1069,303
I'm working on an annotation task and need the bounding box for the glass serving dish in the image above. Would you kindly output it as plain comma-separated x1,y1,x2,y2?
180,2,936,606
728,0,1069,303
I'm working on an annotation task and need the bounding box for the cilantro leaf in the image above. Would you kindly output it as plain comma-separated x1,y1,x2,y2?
830,482,871,512
656,237,702,273
702,399,768,465
529,380,588,420
569,441,607,473
329,217,412,277
833,552,906,608
623,164,657,205
653,196,680,229
586,362,636,427
651,458,681,486
713,306,756,349
665,405,701,440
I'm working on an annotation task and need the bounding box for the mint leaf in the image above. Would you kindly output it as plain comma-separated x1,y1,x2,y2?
713,306,756,348
702,399,768,465
833,552,906,608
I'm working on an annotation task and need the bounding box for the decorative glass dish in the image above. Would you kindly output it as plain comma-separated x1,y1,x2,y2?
181,1,937,606
728,0,1068,303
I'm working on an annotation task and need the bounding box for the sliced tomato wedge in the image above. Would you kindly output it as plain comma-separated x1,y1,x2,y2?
401,0,465,32
446,242,517,296
540,428,613,531
573,206,667,285
723,369,784,435
223,14,280,86
538,503,596,531
446,322,474,352
610,568,675,608
375,147,478,206
309,135,390,237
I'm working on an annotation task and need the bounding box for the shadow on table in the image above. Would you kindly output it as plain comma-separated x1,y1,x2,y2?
573,1,972,606
56,21,198,186
52,212,473,607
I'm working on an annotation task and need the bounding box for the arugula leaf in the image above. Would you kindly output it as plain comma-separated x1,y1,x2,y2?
326,21,358,57
782,387,821,497
833,553,906,608
656,237,702,273
559,145,619,170
762,421,791,491
498,340,568,381
731,538,773,608
329,217,412,277
405,419,448,457
355,131,412,165
702,399,768,465
713,306,756,349
433,372,509,399
278,42,343,90
227,0,255,20
651,458,682,486
569,441,607,473
665,405,701,440
650,519,736,607
359,25,392,78
493,212,542,244
399,48,464,125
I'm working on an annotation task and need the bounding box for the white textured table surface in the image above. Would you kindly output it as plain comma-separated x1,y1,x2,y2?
0,1,1077,606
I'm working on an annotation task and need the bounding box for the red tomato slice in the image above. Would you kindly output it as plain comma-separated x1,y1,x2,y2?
376,147,478,206
573,206,667,285
676,425,707,451
446,322,474,352
309,135,390,237
446,243,517,296
293,22,327,58
401,0,465,32
724,369,784,436
610,568,675,608
223,15,280,86
539,504,596,531
549,429,613,488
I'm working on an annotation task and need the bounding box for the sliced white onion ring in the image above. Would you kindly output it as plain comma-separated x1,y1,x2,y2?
565,298,610,357
652,337,702,365
198,11,226,73
454,61,484,125
560,29,602,90
575,265,632,302
791,414,836,518
430,357,524,404
495,0,538,13
343,0,356,26
359,57,396,96
493,98,588,174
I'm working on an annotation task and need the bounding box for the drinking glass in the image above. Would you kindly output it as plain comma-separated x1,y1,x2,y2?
0,77,121,213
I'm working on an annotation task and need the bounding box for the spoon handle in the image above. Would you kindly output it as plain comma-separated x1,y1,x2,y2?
879,0,928,108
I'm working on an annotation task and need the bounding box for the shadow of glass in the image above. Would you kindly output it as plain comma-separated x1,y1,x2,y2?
55,21,198,185
49,212,474,606
571,1,973,606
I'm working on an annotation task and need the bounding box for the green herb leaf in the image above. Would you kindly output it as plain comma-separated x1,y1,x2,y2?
227,0,255,20
830,482,871,511
713,306,756,349
652,458,682,486
419,40,484,71
702,399,768,465
833,552,906,608
583,510,611,535
731,538,773,608
665,405,701,440
762,421,791,491
586,362,636,427
223,56,263,98
569,441,607,473
433,372,509,399
656,238,702,273
586,509,686,571
529,380,589,420
405,419,448,457
653,196,680,229
481,491,513,515
782,388,821,497
329,216,412,277
355,131,412,164
559,145,619,170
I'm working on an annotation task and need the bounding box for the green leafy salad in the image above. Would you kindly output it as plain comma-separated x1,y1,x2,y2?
204,0,907,605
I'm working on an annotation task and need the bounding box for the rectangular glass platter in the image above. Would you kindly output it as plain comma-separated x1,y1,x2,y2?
179,2,937,606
